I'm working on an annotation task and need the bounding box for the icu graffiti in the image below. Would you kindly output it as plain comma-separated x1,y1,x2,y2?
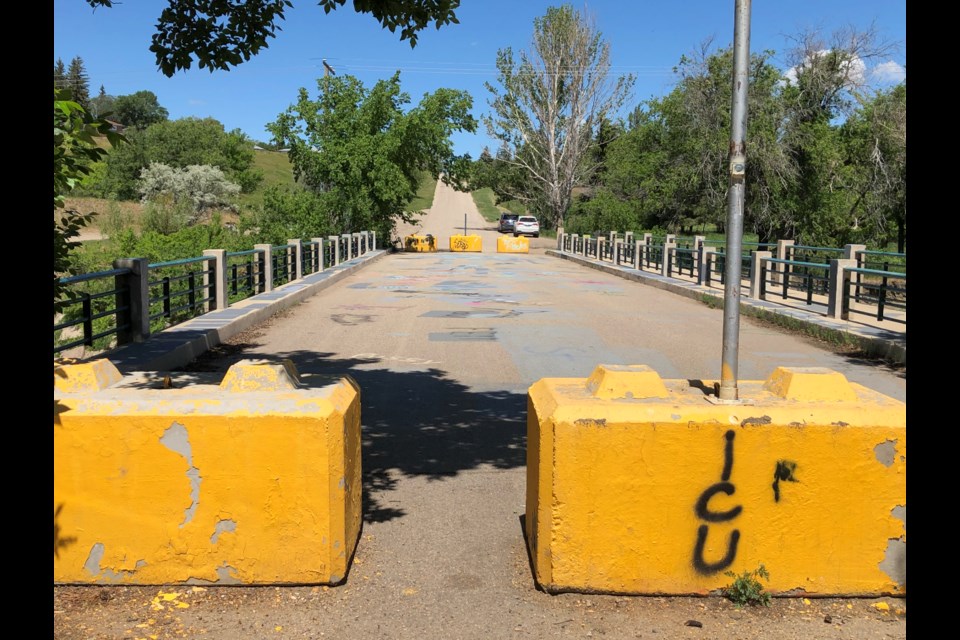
692,430,743,575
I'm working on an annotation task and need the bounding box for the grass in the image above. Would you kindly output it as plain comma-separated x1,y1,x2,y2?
406,172,438,213
471,188,529,222
235,150,298,210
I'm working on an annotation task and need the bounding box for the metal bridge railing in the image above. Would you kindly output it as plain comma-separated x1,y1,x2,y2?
147,256,216,329
53,268,133,356
844,267,906,325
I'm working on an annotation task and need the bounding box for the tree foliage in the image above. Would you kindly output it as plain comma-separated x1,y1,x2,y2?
268,71,475,241
113,90,169,129
54,88,125,310
65,56,91,110
565,24,905,250
138,163,241,216
95,117,262,199
89,85,116,120
484,4,634,229
85,0,462,76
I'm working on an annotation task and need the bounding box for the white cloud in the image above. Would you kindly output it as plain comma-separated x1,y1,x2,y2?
872,60,906,84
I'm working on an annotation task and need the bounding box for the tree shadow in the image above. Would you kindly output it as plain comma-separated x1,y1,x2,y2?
175,348,527,524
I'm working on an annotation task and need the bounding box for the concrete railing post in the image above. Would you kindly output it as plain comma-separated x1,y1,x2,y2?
828,258,856,319
844,243,866,262
311,238,325,272
698,246,716,286
113,257,150,345
624,231,634,245
750,250,773,299
633,240,642,270
775,239,795,285
665,233,676,245
202,249,228,311
342,234,353,260
557,226,565,250
614,239,623,265
597,237,606,261
352,232,362,258
661,240,676,277
570,234,578,254
287,240,303,281
371,230,377,251
329,236,340,265
254,244,273,293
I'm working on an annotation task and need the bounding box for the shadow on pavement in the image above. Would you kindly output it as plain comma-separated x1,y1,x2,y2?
176,347,527,525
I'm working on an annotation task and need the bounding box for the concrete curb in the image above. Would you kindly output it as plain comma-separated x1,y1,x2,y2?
547,250,906,366
106,251,389,373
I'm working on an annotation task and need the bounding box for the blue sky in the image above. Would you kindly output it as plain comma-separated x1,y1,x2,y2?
53,1,906,158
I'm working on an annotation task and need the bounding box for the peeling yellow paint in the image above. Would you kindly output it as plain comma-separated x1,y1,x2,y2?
496,236,529,253
54,360,362,585
526,364,906,596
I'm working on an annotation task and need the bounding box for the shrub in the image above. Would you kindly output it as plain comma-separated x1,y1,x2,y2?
723,563,772,608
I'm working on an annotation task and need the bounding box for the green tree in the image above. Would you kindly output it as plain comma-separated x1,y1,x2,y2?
484,4,635,229
84,0,462,76
113,90,169,129
268,72,475,241
54,58,67,90
54,88,124,310
89,85,116,120
66,56,91,110
97,117,262,199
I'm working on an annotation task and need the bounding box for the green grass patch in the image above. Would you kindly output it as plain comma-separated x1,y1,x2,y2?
235,150,297,209
406,172,438,213
471,189,529,222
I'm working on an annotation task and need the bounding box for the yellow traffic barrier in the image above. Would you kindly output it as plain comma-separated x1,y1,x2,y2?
497,236,529,253
54,358,362,585
449,234,482,252
526,364,906,596
404,234,437,252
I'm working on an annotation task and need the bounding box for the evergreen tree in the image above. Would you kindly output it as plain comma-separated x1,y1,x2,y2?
67,56,91,110
54,58,67,90
90,85,116,120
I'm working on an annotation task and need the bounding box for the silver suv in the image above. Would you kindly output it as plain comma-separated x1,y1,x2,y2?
497,212,519,233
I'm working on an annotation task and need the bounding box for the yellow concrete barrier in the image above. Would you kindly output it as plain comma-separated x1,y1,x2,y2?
497,236,529,253
449,234,482,252
526,364,905,596
54,359,362,585
404,234,437,252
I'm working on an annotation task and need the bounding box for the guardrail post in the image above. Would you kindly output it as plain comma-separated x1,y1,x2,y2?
661,239,675,277
774,239,794,285
570,234,578,254
750,251,773,299
329,236,340,265
351,232,362,258
698,246,716,286
202,250,228,311
113,258,150,344
597,237,606,261
843,243,866,260
311,238,326,272
370,230,377,251
828,258,855,319
624,231,633,246
557,226,565,250
287,239,304,281
254,244,273,293
342,234,353,260
614,239,623,265
633,240,642,270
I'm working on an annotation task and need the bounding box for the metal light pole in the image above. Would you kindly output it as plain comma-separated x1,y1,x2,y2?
718,0,751,401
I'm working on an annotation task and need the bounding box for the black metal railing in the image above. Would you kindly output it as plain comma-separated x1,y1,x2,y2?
225,249,264,304
54,268,132,356
148,257,216,329
303,240,322,276
760,258,830,307
271,244,295,288
845,267,906,325
703,251,752,288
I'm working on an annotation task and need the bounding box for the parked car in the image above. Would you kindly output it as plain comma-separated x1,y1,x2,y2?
513,216,540,238
497,212,520,233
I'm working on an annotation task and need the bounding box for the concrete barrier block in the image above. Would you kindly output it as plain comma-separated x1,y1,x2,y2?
54,359,362,585
450,235,482,252
404,234,437,252
497,236,529,253
54,358,123,392
526,365,906,596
